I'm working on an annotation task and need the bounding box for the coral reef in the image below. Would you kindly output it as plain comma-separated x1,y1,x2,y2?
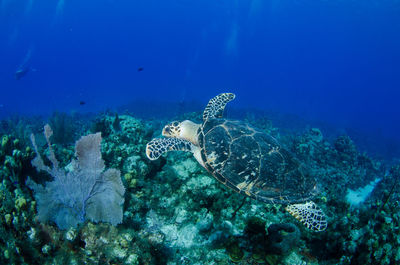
0,112,399,264
0,134,34,185
266,223,300,255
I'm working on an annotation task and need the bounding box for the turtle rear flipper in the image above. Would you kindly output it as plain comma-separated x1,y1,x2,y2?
285,201,327,232
203,93,235,121
146,138,194,160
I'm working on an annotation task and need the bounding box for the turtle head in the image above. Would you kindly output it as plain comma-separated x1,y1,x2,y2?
162,120,200,146
162,121,181,138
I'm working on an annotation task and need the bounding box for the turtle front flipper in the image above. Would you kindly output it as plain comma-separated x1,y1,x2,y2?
285,201,327,232
146,138,194,160
203,93,235,121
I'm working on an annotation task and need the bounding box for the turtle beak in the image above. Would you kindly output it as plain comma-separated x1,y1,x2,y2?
162,126,171,136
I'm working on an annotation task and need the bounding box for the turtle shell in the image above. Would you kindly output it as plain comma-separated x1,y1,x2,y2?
197,119,317,204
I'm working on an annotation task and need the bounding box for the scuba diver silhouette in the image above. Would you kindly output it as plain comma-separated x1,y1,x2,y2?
15,46,34,80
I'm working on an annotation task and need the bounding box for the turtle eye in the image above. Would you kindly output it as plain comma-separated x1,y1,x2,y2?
164,127,171,134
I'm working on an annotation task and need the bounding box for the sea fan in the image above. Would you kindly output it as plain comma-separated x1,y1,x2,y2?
27,124,125,229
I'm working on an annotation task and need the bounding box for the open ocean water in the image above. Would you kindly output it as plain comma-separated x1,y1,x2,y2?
0,1,400,264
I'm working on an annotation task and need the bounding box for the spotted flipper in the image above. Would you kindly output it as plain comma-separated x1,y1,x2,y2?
203,93,235,121
146,138,194,160
285,201,327,232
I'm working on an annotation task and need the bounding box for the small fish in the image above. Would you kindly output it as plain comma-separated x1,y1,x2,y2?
137,67,144,72
79,101,86,106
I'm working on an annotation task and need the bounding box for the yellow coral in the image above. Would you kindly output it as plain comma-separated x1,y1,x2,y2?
15,197,27,210
4,214,12,225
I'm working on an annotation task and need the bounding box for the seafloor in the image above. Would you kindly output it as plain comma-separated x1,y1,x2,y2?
0,109,399,265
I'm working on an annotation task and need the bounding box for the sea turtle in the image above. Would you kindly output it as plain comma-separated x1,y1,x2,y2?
146,93,327,232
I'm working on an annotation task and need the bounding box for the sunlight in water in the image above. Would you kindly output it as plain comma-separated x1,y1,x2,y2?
56,0,65,17
24,0,34,15
249,0,263,17
225,23,238,56
0,0,10,15
54,0,65,24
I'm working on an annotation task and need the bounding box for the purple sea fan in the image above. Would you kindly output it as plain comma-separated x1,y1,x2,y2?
27,124,125,229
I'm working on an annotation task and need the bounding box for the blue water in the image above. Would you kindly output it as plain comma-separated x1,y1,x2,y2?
1,0,400,156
